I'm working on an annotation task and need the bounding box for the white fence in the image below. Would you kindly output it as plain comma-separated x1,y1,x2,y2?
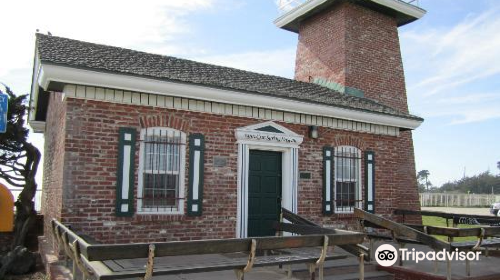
420,193,500,207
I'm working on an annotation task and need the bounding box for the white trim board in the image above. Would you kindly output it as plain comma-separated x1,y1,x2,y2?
72,84,403,136
35,64,422,130
31,84,402,137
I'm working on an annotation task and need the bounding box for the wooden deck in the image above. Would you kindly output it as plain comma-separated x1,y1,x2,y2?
51,219,365,280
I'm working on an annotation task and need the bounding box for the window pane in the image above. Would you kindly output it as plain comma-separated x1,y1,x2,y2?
144,136,181,172
334,147,360,211
142,173,179,208
141,128,184,211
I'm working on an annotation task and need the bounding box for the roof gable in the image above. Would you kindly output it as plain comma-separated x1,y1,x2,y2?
235,121,304,147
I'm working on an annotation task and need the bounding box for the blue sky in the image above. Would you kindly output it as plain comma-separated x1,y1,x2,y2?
0,0,499,188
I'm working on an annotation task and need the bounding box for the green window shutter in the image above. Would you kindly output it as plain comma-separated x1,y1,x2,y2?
116,127,137,217
188,133,205,216
364,151,375,213
323,146,334,215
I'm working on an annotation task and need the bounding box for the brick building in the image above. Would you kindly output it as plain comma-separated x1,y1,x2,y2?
29,0,425,243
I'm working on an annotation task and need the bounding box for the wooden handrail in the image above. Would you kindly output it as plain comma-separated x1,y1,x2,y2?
278,208,370,261
84,233,364,261
51,216,370,280
405,223,500,238
354,208,450,251
51,218,364,262
394,209,500,224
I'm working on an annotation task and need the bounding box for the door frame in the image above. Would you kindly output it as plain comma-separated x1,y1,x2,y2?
235,121,303,238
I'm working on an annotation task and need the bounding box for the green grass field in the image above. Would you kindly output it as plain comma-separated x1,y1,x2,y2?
422,216,479,242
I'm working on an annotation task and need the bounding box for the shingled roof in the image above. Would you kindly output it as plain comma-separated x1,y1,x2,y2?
35,34,422,121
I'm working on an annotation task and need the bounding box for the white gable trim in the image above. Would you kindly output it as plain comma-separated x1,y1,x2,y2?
235,121,304,148
36,64,422,130
238,120,299,135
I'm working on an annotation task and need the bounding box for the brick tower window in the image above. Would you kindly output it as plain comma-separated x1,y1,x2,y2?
334,146,362,213
138,127,186,214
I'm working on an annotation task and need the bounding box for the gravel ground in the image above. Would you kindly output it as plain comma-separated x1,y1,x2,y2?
4,272,47,280
2,252,47,280
422,207,492,216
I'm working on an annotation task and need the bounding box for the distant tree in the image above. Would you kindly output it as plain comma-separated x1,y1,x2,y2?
437,171,500,194
417,170,431,191
497,161,500,173
0,85,41,277
417,183,426,193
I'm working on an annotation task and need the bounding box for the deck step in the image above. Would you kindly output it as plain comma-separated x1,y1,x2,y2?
289,257,394,280
323,270,394,280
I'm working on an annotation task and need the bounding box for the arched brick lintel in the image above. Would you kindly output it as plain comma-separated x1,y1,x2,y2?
332,135,366,151
139,114,191,131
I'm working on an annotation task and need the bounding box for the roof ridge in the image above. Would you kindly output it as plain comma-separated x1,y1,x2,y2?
36,33,310,88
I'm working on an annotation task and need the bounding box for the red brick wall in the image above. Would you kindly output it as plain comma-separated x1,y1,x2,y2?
41,96,420,244
294,1,347,87
295,2,409,113
41,92,67,244
293,1,421,225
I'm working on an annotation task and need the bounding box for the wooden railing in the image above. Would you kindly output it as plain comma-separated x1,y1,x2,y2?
275,207,370,260
51,218,365,280
357,208,500,280
394,208,500,227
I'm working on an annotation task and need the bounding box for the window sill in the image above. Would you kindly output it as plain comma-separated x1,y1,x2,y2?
137,210,184,215
335,210,355,214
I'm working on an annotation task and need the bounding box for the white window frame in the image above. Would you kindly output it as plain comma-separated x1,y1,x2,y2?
137,127,186,214
334,146,362,213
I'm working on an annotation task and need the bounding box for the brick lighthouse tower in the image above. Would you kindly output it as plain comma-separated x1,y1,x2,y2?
275,0,426,219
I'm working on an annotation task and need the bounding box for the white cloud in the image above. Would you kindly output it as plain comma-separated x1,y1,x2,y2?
449,107,500,124
0,0,215,93
404,9,500,95
195,48,296,78
436,93,499,105
402,8,500,124
275,0,300,12
0,0,216,190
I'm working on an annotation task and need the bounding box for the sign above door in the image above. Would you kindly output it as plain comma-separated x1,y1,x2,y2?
235,121,304,148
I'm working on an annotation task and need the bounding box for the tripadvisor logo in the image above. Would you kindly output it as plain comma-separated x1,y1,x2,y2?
375,244,482,267
375,244,398,267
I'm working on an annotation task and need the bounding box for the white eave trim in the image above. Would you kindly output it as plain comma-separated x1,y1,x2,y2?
371,0,426,19
274,0,426,31
275,0,329,29
29,120,46,133
37,64,422,130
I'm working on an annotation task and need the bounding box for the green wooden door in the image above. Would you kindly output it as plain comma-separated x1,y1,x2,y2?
248,150,282,237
